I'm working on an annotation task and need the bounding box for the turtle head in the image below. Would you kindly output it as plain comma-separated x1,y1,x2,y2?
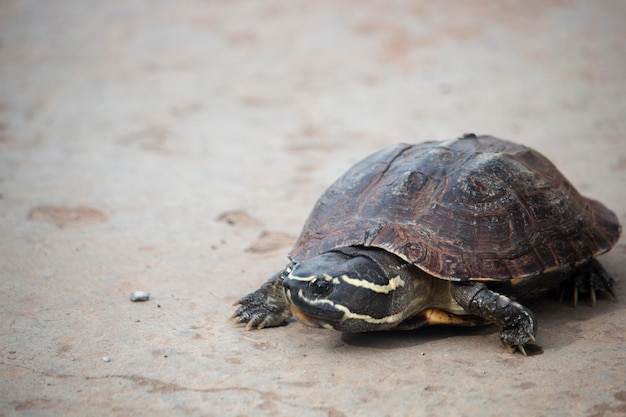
283,247,422,332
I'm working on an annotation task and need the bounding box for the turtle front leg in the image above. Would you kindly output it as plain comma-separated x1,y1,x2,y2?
231,265,294,330
451,282,536,355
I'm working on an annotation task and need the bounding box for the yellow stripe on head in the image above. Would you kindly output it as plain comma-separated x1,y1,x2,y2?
340,274,405,294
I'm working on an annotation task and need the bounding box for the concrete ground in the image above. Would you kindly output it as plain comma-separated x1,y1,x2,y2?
1,1,625,416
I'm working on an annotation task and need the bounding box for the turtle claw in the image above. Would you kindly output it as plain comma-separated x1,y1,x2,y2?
231,309,266,331
229,309,253,329
497,300,537,355
565,259,617,307
501,341,529,356
500,329,535,355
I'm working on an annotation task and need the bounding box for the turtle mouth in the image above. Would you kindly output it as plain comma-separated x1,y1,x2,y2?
289,304,336,330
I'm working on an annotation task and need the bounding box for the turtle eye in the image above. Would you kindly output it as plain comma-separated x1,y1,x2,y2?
310,278,332,296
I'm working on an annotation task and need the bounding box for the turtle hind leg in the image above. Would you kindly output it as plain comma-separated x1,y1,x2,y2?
559,259,617,307
451,282,536,355
231,266,293,330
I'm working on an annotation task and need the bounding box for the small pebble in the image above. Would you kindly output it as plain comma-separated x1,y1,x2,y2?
130,291,151,302
102,356,111,362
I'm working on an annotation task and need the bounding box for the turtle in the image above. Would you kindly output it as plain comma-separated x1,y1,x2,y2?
232,134,621,354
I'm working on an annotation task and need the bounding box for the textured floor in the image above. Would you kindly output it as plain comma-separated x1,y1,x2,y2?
1,1,626,416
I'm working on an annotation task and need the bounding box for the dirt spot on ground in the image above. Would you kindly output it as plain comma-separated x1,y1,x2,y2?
514,381,537,390
119,125,173,154
253,341,276,350
12,398,59,411
27,205,108,228
588,390,626,417
227,31,257,46
612,156,626,172
169,102,204,118
216,210,263,227
354,1,572,67
224,356,243,365
245,231,295,254
286,125,340,152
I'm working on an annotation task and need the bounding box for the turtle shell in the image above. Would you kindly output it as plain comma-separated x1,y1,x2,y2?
290,134,621,281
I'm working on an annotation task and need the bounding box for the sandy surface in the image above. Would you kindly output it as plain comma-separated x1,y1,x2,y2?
1,1,625,416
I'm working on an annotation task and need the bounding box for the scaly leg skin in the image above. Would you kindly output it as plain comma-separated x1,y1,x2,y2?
560,259,617,307
231,265,294,330
452,282,536,356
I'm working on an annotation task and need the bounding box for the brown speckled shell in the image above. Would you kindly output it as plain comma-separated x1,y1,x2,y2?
289,135,621,281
